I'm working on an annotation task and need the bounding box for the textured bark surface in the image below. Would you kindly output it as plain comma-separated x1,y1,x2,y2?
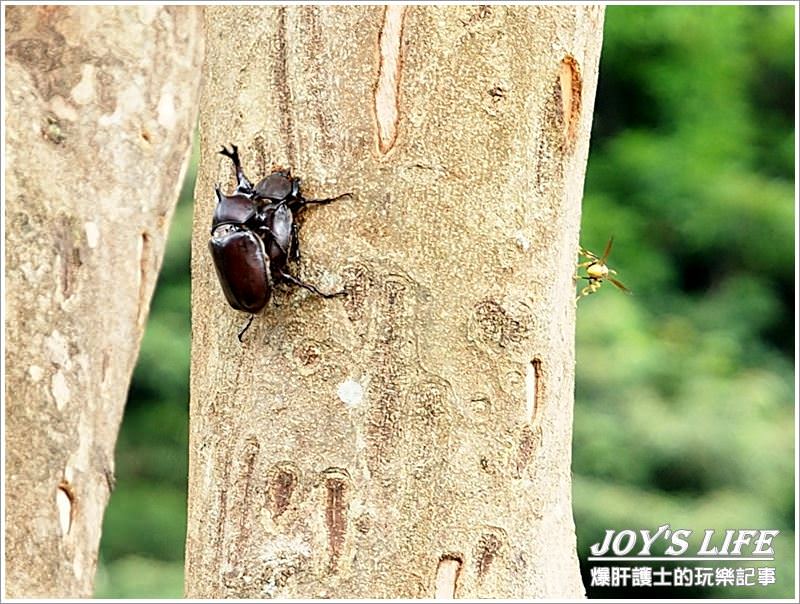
187,5,603,598
4,6,203,598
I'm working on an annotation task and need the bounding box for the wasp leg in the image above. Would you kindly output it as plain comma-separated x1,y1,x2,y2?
575,278,600,303
237,314,255,343
278,270,346,298
219,144,255,195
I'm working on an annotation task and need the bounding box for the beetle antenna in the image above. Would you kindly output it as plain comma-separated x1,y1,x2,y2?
237,314,255,342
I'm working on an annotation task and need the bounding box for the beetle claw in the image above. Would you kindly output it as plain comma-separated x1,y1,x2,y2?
237,314,255,342
279,270,346,299
219,144,239,160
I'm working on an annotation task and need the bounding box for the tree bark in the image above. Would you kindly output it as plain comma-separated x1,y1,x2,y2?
4,6,203,598
187,5,603,598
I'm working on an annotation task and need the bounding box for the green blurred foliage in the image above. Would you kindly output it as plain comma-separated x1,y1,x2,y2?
96,141,195,597
575,5,794,598
95,556,184,599
97,6,795,598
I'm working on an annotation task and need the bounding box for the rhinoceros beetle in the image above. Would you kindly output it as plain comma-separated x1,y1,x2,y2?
209,144,351,341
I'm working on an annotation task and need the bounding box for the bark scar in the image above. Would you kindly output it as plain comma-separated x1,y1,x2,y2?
137,231,151,327
374,5,406,154
558,55,582,150
270,465,297,519
525,357,543,424
435,554,462,599
324,469,349,569
477,532,502,578
56,479,76,538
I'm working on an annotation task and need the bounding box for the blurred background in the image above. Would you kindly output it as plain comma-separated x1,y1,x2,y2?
95,6,796,598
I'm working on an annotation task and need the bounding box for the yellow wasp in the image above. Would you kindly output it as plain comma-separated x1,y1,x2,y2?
576,237,631,302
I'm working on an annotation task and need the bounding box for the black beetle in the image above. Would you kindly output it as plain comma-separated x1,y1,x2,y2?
209,144,351,341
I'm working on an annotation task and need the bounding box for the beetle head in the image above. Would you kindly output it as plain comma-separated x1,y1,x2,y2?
212,188,257,230
254,171,294,202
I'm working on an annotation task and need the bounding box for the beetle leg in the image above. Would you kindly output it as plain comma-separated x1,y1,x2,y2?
219,144,255,195
278,270,345,299
294,192,353,211
237,314,255,342
255,224,277,241
290,222,301,262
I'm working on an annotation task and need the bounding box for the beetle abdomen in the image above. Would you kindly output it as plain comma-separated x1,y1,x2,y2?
209,230,272,313
266,203,293,263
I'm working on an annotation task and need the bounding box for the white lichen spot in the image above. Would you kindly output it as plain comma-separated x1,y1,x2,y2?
120,82,146,115
515,231,531,251
100,82,145,127
20,259,50,284
84,222,100,248
28,365,44,382
98,109,121,128
314,269,340,292
337,379,363,408
52,371,70,410
45,330,70,368
70,64,96,105
49,95,78,122
259,535,312,597
157,87,177,130
138,4,160,24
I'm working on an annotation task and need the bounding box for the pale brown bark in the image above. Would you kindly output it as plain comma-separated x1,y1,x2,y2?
4,6,203,598
187,5,603,598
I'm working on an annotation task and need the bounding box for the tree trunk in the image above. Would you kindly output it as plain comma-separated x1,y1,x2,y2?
187,5,603,598
4,6,203,598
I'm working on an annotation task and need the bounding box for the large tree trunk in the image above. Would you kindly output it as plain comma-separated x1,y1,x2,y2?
4,6,203,598
187,5,603,598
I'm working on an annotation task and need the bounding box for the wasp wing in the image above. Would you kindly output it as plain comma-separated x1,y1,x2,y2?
600,236,614,263
608,277,631,294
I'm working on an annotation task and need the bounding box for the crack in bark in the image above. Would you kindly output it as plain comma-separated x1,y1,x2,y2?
276,8,297,166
